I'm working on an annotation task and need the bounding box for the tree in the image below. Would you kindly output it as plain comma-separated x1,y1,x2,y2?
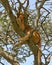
0,0,52,65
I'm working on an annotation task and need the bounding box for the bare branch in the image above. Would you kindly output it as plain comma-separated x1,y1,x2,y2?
35,0,47,28
46,54,51,65
41,7,50,43
0,62,4,65
0,47,19,65
18,0,29,12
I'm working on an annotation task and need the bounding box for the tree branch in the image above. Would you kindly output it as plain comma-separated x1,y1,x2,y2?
35,0,46,27
0,47,19,65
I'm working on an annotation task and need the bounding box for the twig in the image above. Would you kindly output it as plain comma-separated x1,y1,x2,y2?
41,7,50,44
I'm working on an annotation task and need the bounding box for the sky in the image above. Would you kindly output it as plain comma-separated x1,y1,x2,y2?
0,0,52,65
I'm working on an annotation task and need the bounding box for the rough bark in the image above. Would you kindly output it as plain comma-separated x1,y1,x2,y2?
0,47,19,65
